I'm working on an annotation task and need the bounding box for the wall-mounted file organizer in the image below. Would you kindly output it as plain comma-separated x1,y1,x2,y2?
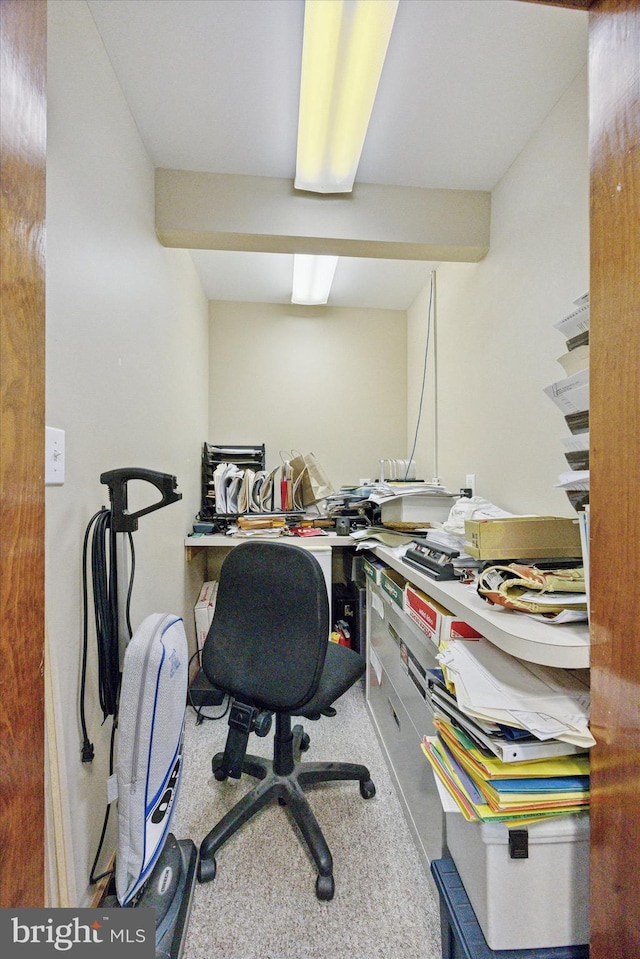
546,296,590,512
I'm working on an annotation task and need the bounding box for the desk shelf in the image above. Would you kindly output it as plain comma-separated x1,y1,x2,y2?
184,532,353,560
372,546,589,669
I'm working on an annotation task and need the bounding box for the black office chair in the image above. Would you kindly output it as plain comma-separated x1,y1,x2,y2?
196,540,375,901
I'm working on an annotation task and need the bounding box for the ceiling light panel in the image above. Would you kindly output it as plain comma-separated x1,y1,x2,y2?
295,0,398,194
291,255,339,305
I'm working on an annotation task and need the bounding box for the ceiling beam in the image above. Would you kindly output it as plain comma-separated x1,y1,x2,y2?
155,170,490,263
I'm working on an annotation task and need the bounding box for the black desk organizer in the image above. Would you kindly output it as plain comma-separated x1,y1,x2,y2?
430,859,589,959
199,442,265,520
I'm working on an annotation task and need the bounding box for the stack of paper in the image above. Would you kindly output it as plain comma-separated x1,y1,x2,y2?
427,672,587,763
561,432,589,471
423,638,593,824
211,461,307,514
543,368,589,416
213,462,244,513
438,639,594,747
422,719,590,825
553,300,590,341
556,343,589,377
368,481,455,505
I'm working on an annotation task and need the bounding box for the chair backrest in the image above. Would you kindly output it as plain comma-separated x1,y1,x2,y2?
201,541,330,712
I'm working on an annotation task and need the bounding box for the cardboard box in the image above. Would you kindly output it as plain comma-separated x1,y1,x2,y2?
194,580,218,651
404,584,483,646
380,568,406,609
380,493,457,524
445,809,590,950
464,516,582,560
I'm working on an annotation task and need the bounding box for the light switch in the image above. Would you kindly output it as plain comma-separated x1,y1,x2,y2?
45,427,65,485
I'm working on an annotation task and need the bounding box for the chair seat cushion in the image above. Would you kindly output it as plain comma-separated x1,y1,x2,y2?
294,643,365,718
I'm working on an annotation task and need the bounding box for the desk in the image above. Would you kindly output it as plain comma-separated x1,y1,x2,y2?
185,537,589,668
185,533,359,624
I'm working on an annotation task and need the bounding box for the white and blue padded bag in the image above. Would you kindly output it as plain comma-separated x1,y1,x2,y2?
115,613,188,905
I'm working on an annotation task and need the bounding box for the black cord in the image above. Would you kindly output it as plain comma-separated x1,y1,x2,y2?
91,509,120,719
89,718,117,885
405,271,434,480
80,509,107,762
81,507,137,881
124,532,135,640
187,649,230,724
80,509,132,757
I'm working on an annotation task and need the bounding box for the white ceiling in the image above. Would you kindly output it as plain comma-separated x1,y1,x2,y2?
87,0,588,310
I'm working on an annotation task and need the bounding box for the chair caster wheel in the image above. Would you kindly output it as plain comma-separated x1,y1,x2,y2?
300,732,311,752
212,753,227,780
316,873,335,901
197,855,217,884
360,778,376,800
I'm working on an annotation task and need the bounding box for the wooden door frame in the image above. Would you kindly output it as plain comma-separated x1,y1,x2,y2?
0,0,47,908
588,0,640,955
530,2,640,953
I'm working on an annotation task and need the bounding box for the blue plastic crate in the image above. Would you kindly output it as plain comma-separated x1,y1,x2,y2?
430,859,590,959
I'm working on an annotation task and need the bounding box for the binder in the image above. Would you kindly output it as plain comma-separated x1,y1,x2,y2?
435,718,590,780
429,684,587,764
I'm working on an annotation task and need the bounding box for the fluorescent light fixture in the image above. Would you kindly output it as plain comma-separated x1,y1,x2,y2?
295,0,398,194
291,254,339,305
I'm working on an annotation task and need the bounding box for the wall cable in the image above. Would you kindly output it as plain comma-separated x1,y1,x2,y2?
405,269,436,481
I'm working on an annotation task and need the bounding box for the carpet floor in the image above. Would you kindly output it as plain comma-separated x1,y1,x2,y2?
171,683,442,959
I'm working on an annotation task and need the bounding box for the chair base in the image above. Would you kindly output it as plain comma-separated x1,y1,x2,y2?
197,719,375,900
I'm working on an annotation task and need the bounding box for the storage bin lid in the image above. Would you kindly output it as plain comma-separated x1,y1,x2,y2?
476,811,590,845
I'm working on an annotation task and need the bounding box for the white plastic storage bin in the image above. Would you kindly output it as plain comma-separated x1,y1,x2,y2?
445,810,590,950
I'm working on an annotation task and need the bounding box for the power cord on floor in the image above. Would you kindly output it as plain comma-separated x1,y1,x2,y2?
187,649,230,724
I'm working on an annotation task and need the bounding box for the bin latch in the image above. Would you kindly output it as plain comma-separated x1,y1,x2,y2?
508,828,529,859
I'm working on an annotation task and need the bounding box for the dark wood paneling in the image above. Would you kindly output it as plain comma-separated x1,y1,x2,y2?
589,0,640,956
0,0,47,907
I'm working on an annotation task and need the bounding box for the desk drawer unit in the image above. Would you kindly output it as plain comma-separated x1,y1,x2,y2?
366,578,445,887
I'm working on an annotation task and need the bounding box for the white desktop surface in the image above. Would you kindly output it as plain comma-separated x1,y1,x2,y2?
185,532,356,553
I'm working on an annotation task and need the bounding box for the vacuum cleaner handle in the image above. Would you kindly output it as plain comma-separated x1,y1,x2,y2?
100,467,182,532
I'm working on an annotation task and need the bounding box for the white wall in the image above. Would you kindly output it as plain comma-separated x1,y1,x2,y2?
46,1,208,906
407,66,589,515
208,301,407,486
